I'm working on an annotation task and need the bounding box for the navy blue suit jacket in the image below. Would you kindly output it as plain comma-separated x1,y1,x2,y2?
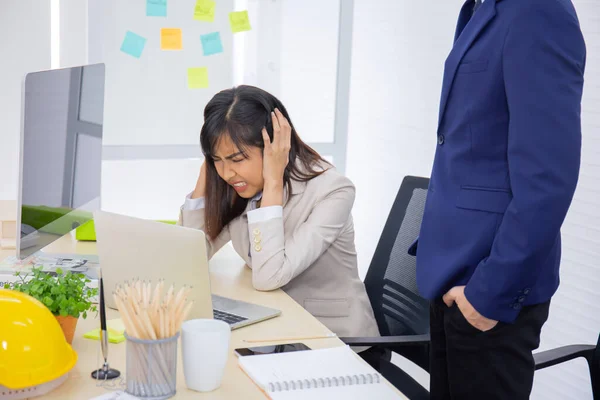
413,0,586,323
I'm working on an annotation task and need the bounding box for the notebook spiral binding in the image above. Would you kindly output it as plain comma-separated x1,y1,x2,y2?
267,373,381,392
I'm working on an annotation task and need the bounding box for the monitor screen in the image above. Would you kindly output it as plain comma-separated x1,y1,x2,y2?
18,64,105,259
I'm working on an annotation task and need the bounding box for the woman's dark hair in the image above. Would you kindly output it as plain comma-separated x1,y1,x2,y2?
200,85,329,239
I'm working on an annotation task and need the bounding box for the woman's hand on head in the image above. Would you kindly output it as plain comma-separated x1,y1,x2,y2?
262,108,291,187
191,160,207,199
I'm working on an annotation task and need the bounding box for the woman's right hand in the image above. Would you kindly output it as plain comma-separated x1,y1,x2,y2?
191,161,207,199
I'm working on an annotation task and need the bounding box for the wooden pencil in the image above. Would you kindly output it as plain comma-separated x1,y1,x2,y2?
113,280,196,394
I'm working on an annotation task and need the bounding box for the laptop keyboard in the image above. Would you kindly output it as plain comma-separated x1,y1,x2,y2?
213,309,248,325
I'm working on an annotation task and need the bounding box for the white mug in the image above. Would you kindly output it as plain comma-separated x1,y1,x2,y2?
181,319,231,392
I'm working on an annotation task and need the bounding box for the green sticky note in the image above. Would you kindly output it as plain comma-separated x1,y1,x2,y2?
193,0,216,22
200,32,223,56
83,328,126,344
120,31,147,58
83,320,126,344
75,219,96,241
146,0,167,17
229,10,251,33
188,67,209,89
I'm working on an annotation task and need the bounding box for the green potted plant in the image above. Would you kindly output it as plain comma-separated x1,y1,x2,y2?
3,267,98,344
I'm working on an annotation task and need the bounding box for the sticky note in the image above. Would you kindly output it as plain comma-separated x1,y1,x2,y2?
161,28,183,50
83,328,126,344
188,67,209,89
229,11,251,33
83,319,126,344
200,32,223,56
146,0,167,17
194,0,216,22
120,31,147,58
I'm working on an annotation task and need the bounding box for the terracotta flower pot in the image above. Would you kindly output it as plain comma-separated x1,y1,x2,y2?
55,315,78,344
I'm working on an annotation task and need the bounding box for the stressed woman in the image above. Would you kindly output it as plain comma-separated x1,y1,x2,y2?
178,85,379,341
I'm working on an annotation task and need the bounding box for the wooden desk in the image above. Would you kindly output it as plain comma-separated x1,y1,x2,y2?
0,203,407,399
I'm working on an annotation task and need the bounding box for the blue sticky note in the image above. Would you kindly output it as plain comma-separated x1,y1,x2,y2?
120,31,147,59
146,0,167,17
200,32,223,56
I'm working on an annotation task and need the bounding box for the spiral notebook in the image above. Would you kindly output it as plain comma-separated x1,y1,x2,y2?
238,345,406,399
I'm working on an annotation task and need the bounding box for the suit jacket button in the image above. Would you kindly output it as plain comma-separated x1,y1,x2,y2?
438,134,445,145
253,228,261,235
523,288,531,295
518,296,525,303
512,303,522,310
254,244,262,252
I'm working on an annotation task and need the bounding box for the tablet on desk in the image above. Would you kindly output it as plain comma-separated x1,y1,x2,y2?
234,343,311,357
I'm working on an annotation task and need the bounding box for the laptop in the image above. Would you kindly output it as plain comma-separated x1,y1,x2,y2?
93,210,281,329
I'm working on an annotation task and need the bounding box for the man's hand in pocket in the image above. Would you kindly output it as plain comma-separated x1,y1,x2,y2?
443,286,498,332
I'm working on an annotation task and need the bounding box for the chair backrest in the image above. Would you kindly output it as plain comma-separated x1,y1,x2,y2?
364,176,430,337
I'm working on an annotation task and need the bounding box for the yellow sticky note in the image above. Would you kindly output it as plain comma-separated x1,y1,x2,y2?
83,328,126,344
194,0,216,22
188,67,209,89
83,319,126,343
161,28,183,50
229,10,252,33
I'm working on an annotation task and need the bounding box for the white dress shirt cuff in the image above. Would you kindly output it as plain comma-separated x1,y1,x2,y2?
247,206,283,224
183,193,205,210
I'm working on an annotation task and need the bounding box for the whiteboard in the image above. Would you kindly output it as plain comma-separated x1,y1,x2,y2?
99,0,235,146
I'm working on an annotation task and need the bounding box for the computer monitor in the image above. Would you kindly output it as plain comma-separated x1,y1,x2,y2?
16,64,105,260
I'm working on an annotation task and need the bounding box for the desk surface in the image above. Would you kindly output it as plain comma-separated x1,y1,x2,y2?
0,202,407,399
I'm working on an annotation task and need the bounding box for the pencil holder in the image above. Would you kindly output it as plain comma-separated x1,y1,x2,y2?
125,332,180,400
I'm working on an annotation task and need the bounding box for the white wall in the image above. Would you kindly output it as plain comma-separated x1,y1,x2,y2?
347,1,600,398
0,0,51,200
279,0,340,144
60,0,88,68
237,0,340,144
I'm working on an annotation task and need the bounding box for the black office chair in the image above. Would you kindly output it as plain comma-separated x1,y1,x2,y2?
342,175,431,399
534,334,599,399
342,175,600,399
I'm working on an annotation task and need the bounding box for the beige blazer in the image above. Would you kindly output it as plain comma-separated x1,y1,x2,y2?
178,165,380,338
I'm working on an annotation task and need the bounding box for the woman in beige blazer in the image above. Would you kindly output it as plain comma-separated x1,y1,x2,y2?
178,85,380,356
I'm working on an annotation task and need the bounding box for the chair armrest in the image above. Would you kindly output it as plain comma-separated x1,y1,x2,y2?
534,344,595,370
341,334,430,348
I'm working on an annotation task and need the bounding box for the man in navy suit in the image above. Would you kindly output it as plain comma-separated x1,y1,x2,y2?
411,0,586,398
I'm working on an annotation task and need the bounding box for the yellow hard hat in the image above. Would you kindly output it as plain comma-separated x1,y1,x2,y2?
0,289,78,390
